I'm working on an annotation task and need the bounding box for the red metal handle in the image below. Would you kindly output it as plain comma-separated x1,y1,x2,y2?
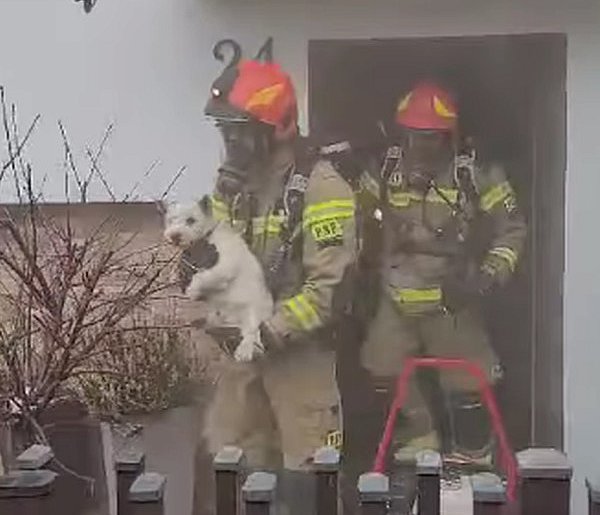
371,356,518,502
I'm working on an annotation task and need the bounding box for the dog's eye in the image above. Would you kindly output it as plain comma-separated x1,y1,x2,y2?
185,217,195,226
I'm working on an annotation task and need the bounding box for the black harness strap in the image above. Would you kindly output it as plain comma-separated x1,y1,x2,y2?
264,140,317,297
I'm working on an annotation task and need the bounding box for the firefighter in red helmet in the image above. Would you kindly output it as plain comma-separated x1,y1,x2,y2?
196,41,357,515
205,57,299,197
357,81,526,466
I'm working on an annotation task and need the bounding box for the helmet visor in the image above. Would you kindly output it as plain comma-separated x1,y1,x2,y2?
204,94,250,124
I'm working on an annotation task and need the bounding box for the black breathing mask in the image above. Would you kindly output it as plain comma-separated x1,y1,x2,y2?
215,120,273,197
401,129,454,189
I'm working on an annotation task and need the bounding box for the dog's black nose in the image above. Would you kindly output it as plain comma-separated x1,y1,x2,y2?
170,233,182,245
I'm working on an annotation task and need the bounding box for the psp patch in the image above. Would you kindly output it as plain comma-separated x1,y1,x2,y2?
311,219,343,247
324,430,343,450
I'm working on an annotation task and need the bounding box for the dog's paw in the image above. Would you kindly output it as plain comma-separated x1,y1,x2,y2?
234,337,265,363
233,342,255,363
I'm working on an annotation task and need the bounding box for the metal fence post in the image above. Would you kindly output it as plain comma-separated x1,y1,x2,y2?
129,472,166,515
214,446,244,515
0,444,59,515
313,446,340,515
391,447,417,513
358,472,389,515
517,448,572,515
116,449,145,515
242,471,277,515
0,469,58,515
587,478,600,515
471,472,506,515
16,444,55,470
415,450,441,515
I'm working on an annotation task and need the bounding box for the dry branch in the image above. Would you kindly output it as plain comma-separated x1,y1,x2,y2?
0,89,193,437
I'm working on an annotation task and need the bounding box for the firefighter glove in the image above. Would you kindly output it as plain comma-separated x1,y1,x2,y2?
442,271,495,312
259,320,284,351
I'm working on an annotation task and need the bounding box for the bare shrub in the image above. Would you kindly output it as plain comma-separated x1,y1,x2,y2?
0,87,196,440
74,314,197,416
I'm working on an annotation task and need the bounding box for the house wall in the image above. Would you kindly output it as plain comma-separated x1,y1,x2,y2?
0,0,598,511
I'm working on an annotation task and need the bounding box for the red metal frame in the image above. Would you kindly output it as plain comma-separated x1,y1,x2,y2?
371,356,518,502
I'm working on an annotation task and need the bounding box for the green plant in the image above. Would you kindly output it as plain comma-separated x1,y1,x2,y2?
74,314,198,416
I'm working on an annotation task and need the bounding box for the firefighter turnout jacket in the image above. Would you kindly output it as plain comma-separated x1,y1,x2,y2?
358,152,526,316
210,144,357,343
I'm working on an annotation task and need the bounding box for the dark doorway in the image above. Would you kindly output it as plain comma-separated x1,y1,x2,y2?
309,33,566,451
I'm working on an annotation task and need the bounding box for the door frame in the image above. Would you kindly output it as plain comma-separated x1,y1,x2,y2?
308,33,567,449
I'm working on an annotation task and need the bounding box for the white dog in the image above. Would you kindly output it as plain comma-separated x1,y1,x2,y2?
163,196,273,362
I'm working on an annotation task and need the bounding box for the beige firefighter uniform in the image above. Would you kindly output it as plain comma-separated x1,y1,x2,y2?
358,158,526,442
203,145,356,470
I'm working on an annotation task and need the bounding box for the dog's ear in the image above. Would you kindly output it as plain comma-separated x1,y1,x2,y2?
198,195,213,217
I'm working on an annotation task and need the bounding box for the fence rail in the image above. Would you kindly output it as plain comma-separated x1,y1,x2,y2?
0,443,588,514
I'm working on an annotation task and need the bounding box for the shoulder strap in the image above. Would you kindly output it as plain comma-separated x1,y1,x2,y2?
454,138,480,209
264,139,317,297
280,138,316,239
320,140,365,190
378,145,403,200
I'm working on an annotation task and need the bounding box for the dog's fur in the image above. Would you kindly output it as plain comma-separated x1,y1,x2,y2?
163,196,273,362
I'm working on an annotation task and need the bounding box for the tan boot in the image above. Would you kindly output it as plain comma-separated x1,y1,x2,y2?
443,446,494,471
393,431,440,465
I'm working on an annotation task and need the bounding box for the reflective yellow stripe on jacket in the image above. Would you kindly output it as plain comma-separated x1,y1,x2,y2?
388,188,458,208
480,181,514,212
389,191,412,208
487,246,519,272
302,198,355,229
428,187,459,204
210,195,229,221
210,196,285,237
281,198,355,331
283,292,321,331
391,287,443,315
253,214,285,236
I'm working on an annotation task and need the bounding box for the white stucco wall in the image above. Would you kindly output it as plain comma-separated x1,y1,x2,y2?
0,0,598,511
563,14,600,514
